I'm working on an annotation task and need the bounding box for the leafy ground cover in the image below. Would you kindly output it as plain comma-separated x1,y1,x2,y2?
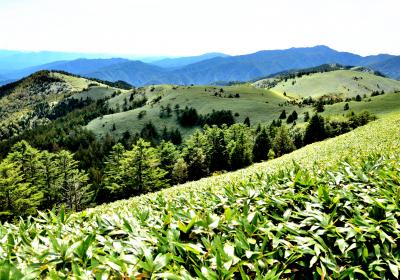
0,114,399,279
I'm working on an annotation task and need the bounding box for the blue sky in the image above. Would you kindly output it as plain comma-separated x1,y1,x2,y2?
0,0,399,56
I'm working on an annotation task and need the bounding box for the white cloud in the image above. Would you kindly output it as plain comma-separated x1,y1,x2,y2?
0,0,398,56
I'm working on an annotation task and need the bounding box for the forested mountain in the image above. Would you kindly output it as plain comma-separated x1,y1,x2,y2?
369,56,400,79
150,52,229,68
1,46,398,86
4,58,130,80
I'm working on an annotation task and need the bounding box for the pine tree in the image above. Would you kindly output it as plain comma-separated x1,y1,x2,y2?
272,126,295,157
228,131,253,170
57,150,91,211
111,139,167,196
7,140,44,188
41,151,62,208
279,110,287,119
314,102,325,112
253,128,271,162
344,103,349,111
303,114,327,145
303,111,310,122
0,160,43,220
172,158,188,184
244,116,251,127
205,127,229,172
103,143,126,192
183,131,209,180
158,141,179,180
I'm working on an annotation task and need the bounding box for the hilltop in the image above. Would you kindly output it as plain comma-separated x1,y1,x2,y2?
0,70,128,139
1,67,399,143
85,67,400,139
254,66,400,99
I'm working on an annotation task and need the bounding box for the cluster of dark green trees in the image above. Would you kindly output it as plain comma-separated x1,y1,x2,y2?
0,141,90,221
0,108,376,221
176,106,235,128
101,110,376,201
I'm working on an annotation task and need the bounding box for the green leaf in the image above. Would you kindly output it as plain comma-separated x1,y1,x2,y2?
388,261,399,278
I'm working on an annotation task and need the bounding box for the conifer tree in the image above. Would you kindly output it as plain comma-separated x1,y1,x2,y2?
303,114,327,145
8,140,44,189
279,110,287,119
253,128,271,162
0,160,43,220
57,150,91,211
183,131,209,180
109,139,167,196
243,116,251,127
41,151,62,208
228,131,253,170
172,158,188,184
272,126,295,157
205,126,229,172
158,141,179,180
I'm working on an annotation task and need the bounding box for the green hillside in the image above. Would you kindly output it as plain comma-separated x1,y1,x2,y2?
322,91,400,119
0,71,127,139
86,84,294,138
1,112,399,278
255,69,400,99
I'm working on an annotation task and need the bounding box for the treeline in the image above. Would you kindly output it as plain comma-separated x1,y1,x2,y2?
0,109,376,221
176,106,236,127
0,141,90,221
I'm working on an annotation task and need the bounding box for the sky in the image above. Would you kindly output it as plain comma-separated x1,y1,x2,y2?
0,0,399,57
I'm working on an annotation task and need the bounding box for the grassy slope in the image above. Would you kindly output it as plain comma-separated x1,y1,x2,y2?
0,72,119,127
1,112,399,278
322,91,400,119
85,70,400,139
90,112,400,215
265,70,400,99
86,84,300,138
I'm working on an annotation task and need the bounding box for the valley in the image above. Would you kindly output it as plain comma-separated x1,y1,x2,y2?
0,49,399,280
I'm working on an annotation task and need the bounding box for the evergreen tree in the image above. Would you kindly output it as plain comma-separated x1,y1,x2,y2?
0,160,43,220
228,131,253,170
183,131,209,180
158,141,179,180
344,103,350,110
303,114,327,145
303,111,310,122
41,151,62,208
279,110,287,119
7,140,44,188
314,102,325,112
57,150,91,211
205,126,229,172
108,139,167,196
103,143,126,192
272,126,295,157
243,116,251,127
172,158,188,184
252,128,271,162
170,129,182,145
287,114,294,124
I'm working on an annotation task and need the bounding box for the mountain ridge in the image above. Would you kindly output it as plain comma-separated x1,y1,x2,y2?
1,46,398,86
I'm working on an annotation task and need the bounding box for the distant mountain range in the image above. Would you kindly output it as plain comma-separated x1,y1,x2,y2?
369,56,400,80
0,46,399,86
150,52,230,68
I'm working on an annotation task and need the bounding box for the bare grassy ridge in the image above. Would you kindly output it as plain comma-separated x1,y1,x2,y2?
1,113,399,278
259,70,400,99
